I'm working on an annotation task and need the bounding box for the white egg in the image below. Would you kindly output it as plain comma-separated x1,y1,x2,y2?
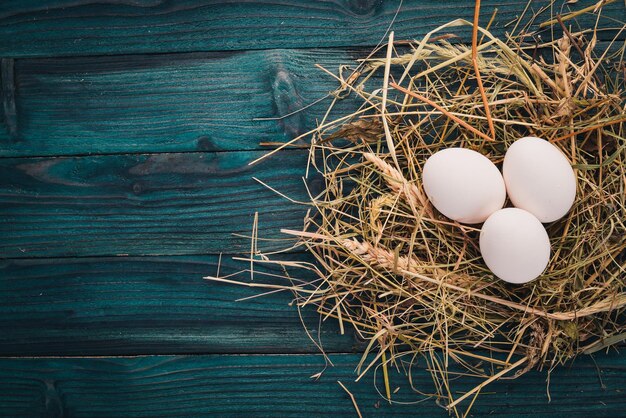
503,136,576,222
480,208,551,284
422,148,506,224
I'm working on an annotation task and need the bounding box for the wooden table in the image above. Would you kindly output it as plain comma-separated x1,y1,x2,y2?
1,1,624,416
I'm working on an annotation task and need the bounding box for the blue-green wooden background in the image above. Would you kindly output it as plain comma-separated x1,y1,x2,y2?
0,1,624,416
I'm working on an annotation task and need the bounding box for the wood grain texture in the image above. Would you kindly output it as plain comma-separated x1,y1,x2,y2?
0,2,623,415
2,41,622,158
0,352,624,417
1,58,17,139
0,49,362,157
0,150,315,258
0,0,622,58
0,254,355,356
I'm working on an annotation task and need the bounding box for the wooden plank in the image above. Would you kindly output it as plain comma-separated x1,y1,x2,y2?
0,49,361,157
0,352,623,417
0,0,622,58
2,41,622,158
0,254,355,356
0,150,314,258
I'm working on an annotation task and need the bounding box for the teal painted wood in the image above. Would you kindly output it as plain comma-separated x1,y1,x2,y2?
0,1,623,416
0,1,622,58
0,49,363,157
0,150,313,258
0,352,624,417
0,254,355,355
2,41,622,158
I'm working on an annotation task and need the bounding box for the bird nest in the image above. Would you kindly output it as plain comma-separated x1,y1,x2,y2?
208,9,625,416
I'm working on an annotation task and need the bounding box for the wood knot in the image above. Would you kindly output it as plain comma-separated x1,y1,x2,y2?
345,0,382,16
307,176,323,197
132,182,144,194
271,68,304,139
43,379,64,417
196,135,217,151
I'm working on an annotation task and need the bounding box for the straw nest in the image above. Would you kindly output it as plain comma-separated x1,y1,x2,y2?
208,9,625,416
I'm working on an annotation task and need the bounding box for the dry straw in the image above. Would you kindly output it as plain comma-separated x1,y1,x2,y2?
207,2,625,415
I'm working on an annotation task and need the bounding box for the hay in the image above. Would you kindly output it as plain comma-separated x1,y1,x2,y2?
207,5,625,416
